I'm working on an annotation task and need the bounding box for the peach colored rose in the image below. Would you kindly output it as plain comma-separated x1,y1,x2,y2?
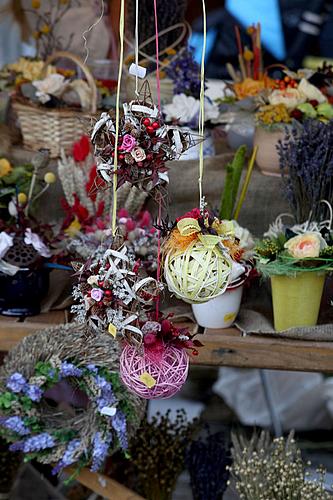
284,232,327,259
131,146,146,162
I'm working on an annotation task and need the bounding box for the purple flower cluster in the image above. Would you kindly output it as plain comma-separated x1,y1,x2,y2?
52,439,82,475
10,432,55,453
165,46,201,99
87,364,98,374
112,411,128,450
2,416,30,436
94,375,116,411
6,373,42,402
91,431,112,472
277,119,333,223
60,362,83,378
7,373,26,393
25,385,42,402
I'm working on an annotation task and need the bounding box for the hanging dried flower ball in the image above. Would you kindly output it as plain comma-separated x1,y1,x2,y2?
120,316,203,399
0,323,145,475
162,209,245,303
71,244,161,342
91,81,193,195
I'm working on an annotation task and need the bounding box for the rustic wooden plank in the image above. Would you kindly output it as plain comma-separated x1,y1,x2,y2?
66,467,145,500
0,311,68,351
191,327,333,373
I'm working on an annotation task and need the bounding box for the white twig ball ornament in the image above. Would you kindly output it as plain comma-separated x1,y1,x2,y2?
164,238,233,304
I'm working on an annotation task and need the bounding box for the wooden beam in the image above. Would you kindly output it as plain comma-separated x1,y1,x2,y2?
66,467,145,500
191,327,333,373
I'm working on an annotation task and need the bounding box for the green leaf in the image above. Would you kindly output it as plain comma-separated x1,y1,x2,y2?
0,392,17,410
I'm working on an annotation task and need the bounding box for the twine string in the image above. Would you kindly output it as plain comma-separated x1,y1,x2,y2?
82,0,105,65
112,0,125,235
134,0,139,96
153,0,162,319
198,0,207,209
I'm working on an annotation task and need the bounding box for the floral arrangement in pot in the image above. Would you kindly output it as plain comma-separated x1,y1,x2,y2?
161,145,256,329
254,65,333,175
0,150,57,316
255,119,333,331
220,23,275,151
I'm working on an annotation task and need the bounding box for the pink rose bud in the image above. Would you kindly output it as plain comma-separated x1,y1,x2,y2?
90,287,104,302
119,134,137,152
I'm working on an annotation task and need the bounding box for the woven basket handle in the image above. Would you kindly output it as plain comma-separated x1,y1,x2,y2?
43,50,97,113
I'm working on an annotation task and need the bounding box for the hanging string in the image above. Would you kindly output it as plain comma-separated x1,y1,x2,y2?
198,0,207,209
134,0,139,96
112,0,125,235
153,0,162,319
82,0,105,65
153,0,161,110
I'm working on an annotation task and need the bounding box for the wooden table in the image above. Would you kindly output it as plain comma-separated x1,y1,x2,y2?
1,312,333,498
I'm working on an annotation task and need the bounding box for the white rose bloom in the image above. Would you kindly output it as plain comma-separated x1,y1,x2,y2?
298,78,327,104
163,94,220,125
33,74,67,103
233,220,255,251
24,228,51,258
268,88,305,109
0,232,13,259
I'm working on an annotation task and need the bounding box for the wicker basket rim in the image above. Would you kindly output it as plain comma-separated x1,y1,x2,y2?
12,99,93,118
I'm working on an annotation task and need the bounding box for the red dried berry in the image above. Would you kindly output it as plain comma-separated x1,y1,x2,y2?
152,121,159,130
104,290,112,298
142,118,151,127
309,99,319,107
146,126,155,135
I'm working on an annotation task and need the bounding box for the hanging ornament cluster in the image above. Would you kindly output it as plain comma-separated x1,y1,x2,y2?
72,245,160,341
120,315,203,399
91,82,193,195
162,208,246,303
0,324,145,474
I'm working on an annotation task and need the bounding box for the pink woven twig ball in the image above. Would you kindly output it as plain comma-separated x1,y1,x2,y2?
120,344,189,399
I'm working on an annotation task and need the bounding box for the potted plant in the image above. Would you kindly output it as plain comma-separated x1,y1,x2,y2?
254,66,333,175
190,146,256,328
255,119,333,331
0,150,56,316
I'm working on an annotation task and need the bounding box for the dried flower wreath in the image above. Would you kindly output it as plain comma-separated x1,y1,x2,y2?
0,324,145,475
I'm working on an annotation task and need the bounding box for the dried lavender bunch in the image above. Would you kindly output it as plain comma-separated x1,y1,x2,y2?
130,410,198,500
277,119,333,223
165,46,201,98
186,429,231,500
126,0,188,57
230,431,330,500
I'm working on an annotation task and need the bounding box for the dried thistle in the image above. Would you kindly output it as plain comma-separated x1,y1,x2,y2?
130,410,198,500
230,430,330,500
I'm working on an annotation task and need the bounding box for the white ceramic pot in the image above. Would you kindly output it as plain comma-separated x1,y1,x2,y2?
192,281,244,329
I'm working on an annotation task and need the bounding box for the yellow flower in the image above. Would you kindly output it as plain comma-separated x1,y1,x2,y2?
284,232,327,259
166,48,177,56
17,192,28,205
243,49,254,62
31,0,40,8
0,158,12,178
64,217,81,237
40,24,51,34
44,172,56,184
32,31,41,40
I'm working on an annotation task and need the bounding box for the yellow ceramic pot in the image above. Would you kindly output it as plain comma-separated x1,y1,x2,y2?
271,272,326,331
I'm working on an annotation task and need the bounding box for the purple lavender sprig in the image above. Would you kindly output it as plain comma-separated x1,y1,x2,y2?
60,362,83,378
112,411,128,450
10,432,55,453
6,373,27,393
24,384,43,402
91,432,112,472
277,119,333,223
1,416,30,436
52,439,82,475
165,46,201,99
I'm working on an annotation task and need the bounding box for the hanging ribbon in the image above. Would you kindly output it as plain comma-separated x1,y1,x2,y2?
112,0,125,235
134,0,139,96
198,0,207,209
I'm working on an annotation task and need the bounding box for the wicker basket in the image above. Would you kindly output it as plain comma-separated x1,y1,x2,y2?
12,51,97,159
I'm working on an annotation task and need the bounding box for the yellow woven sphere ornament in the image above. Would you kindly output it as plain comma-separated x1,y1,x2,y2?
164,231,233,304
